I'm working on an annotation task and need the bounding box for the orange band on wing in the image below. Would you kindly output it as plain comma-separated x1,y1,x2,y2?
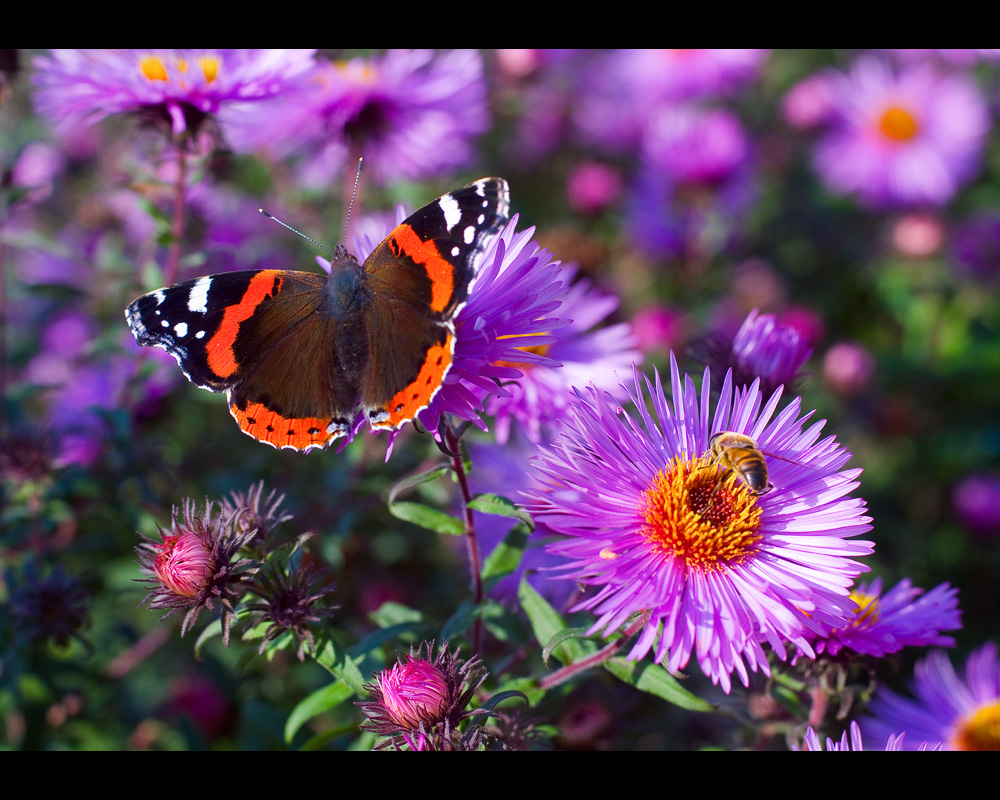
207,271,283,379
390,225,454,312
230,400,337,450
372,332,453,429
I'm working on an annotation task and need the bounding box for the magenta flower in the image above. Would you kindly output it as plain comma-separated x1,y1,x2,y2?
485,271,641,445
136,500,261,646
222,50,489,186
864,643,1000,750
32,49,316,136
527,356,874,693
812,57,990,207
803,578,961,659
357,642,492,751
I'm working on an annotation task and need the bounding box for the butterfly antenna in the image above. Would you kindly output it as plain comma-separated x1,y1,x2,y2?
343,157,364,245
258,208,337,260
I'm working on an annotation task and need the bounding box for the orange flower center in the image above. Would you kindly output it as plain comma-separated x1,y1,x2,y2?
139,55,220,87
639,455,763,572
878,106,919,142
951,701,1000,751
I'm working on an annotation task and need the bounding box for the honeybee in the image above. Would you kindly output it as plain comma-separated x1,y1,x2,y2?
706,431,773,496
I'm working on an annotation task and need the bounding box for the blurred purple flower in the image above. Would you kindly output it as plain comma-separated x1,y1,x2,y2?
823,341,875,397
630,305,687,356
467,436,578,610
32,49,316,136
527,356,874,693
222,50,489,187
645,106,751,186
573,51,767,153
782,71,837,130
864,642,1000,750
953,473,1000,537
803,577,961,659
812,57,990,208
566,162,623,216
949,212,1000,281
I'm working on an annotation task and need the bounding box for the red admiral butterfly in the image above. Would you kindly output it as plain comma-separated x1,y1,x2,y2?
126,178,510,452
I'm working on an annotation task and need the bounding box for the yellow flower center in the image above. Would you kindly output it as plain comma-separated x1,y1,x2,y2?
494,332,551,372
848,589,880,627
878,106,919,142
639,455,763,572
139,55,220,86
952,701,1000,751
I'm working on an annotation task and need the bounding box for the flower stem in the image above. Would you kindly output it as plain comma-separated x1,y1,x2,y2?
443,422,483,653
537,613,650,691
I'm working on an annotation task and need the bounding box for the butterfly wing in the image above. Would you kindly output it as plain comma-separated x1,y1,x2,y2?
358,177,510,429
127,269,357,451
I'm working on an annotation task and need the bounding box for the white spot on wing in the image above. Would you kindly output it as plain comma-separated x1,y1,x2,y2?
451,245,460,256
195,330,205,339
439,194,462,232
153,290,166,305
463,225,475,244
174,322,188,337
187,276,212,313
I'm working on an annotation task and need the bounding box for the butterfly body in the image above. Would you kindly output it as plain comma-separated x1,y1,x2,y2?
126,178,510,452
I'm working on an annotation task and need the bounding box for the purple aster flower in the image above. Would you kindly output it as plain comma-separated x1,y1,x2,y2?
527,355,874,693
697,309,813,401
803,578,961,659
864,642,1000,750
485,270,641,445
32,49,317,137
222,50,489,187
800,721,914,751
812,57,990,208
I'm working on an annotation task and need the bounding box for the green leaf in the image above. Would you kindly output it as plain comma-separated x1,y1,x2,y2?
285,680,355,744
440,598,478,642
350,621,426,657
541,627,592,666
482,521,530,584
388,501,464,536
367,601,425,629
386,464,451,506
468,493,535,530
518,575,584,665
604,658,715,712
